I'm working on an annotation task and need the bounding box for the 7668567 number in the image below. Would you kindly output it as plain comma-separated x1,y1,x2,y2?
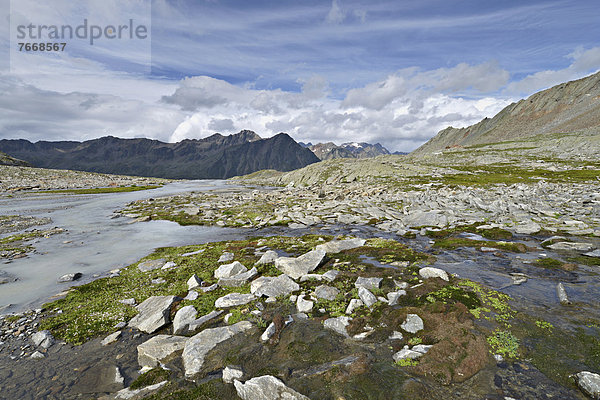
18,42,67,51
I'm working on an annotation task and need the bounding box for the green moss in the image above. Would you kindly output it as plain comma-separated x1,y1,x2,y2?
532,258,564,269
420,285,481,310
568,255,600,266
130,368,170,390
395,358,419,367
487,329,520,358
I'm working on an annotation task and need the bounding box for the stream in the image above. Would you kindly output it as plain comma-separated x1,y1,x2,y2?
0,180,245,313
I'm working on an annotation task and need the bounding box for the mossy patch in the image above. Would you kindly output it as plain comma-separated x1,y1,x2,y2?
130,368,171,390
426,224,512,240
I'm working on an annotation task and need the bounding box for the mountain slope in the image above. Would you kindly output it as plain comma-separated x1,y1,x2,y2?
0,151,30,167
0,131,319,179
413,71,600,155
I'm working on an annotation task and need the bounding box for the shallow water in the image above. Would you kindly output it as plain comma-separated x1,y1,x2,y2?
0,180,246,313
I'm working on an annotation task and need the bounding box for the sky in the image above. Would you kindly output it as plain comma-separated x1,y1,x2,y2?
0,0,599,152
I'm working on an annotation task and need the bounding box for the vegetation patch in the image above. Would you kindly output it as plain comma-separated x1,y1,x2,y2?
426,223,512,240
129,368,171,390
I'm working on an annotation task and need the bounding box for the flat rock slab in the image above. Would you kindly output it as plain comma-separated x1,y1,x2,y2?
275,249,326,279
234,375,310,400
215,261,247,279
315,238,366,254
129,295,177,334
58,272,82,282
419,267,449,281
215,293,256,308
324,316,352,338
314,285,340,301
358,287,377,308
355,277,382,290
173,305,197,335
251,275,299,298
31,330,55,349
183,321,253,378
401,314,424,334
256,250,279,264
547,242,594,252
138,334,188,368
138,259,165,272
574,371,600,399
218,267,258,287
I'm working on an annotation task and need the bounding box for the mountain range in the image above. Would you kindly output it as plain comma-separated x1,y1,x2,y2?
300,141,391,160
0,131,319,179
414,70,600,154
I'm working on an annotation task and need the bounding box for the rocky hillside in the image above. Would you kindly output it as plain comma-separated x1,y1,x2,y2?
0,131,320,179
413,71,600,155
0,151,29,167
308,142,390,160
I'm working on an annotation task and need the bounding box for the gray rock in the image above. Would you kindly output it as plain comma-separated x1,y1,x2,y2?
161,261,177,270
358,287,377,308
548,242,594,252
223,365,244,384
30,351,45,359
101,331,122,346
315,238,366,254
183,321,253,378
557,283,571,305
584,249,600,257
345,298,363,315
514,221,541,234
187,274,202,291
260,322,276,342
401,314,424,334
296,295,314,313
128,295,177,334
419,267,449,281
118,298,136,306
200,283,218,292
173,305,197,335
256,250,278,264
355,277,382,290
184,290,199,301
215,293,256,308
137,334,188,368
574,371,600,399
412,344,433,354
138,259,165,272
234,375,310,400
151,278,166,285
314,285,340,301
218,252,234,263
389,331,403,340
218,267,258,287
188,310,224,332
387,291,406,306
58,272,82,282
403,210,447,228
322,270,340,282
215,261,248,279
251,275,299,298
393,346,424,362
181,249,204,257
274,249,326,279
31,330,54,349
323,316,351,337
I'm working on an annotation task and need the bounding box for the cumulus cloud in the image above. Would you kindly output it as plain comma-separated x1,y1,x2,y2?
343,61,510,110
505,46,600,96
